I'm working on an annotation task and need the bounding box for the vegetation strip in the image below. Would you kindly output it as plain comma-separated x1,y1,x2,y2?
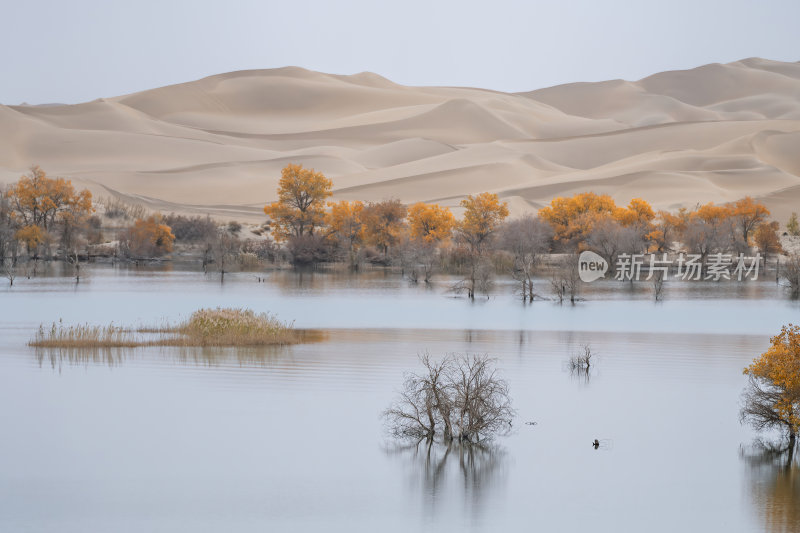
29,308,306,348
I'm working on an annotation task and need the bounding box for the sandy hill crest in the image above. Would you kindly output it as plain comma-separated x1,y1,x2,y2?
1,58,799,222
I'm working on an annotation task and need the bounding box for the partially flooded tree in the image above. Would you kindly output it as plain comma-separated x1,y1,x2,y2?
385,353,514,443
325,200,365,269
499,215,552,301
453,193,509,299
780,254,800,298
550,254,580,303
361,199,407,261
401,202,456,282
2,258,15,286
207,228,242,281
568,344,594,382
741,324,800,449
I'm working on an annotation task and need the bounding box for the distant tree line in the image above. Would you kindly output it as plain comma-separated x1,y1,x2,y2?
4,164,798,298
261,163,798,299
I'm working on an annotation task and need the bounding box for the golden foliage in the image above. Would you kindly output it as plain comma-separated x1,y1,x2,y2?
744,324,800,435
691,202,733,225
647,209,686,252
615,198,655,227
264,163,333,241
538,192,617,243
8,166,93,230
538,193,657,245
125,215,175,257
407,202,456,243
361,199,408,254
732,196,770,243
15,224,47,252
754,221,783,260
458,192,509,248
325,200,365,246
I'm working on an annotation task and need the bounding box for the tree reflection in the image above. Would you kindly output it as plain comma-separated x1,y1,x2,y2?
384,439,506,520
742,440,800,533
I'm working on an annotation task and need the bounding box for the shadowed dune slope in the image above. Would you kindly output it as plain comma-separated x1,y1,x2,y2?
2,58,800,222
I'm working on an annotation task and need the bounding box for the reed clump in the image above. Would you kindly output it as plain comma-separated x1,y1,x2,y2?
173,307,299,346
31,320,140,348
29,308,306,348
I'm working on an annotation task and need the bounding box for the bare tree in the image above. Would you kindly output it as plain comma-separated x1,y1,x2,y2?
683,218,729,273
385,353,514,443
652,270,665,301
447,354,515,442
568,343,594,382
2,258,15,286
568,344,593,371
550,254,580,303
499,215,552,301
451,258,493,299
587,218,648,277
780,254,800,298
741,373,800,450
397,238,438,284
206,228,241,281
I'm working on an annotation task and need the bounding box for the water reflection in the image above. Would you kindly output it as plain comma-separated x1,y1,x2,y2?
742,440,800,533
385,439,506,521
34,344,297,371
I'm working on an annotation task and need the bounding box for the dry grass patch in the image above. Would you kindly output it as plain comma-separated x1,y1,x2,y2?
31,321,140,348
172,308,299,346
29,308,309,348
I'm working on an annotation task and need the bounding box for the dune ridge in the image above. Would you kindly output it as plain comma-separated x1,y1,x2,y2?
2,57,800,222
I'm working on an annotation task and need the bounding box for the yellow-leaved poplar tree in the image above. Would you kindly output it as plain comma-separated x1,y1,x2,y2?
455,192,509,299
264,163,333,241
8,166,93,231
538,192,618,245
361,199,407,257
325,200,365,266
731,196,770,244
407,202,456,244
742,324,800,447
123,215,175,257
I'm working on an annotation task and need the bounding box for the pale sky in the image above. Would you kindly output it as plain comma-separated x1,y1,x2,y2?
2,0,799,104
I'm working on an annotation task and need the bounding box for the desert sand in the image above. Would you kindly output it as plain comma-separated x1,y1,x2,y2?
1,57,799,223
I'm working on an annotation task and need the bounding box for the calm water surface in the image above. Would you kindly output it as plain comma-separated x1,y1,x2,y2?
0,265,798,532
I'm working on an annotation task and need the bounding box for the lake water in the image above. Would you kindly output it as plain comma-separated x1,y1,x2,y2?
1,265,798,532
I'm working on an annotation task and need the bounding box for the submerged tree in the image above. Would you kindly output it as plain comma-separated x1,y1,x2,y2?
454,193,509,299
325,200,365,268
741,324,800,449
384,353,514,443
361,199,407,260
780,254,800,299
499,215,552,301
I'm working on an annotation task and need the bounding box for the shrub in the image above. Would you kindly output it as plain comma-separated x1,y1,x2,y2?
178,308,297,346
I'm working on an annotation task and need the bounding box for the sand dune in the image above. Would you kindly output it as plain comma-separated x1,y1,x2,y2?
2,58,800,223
